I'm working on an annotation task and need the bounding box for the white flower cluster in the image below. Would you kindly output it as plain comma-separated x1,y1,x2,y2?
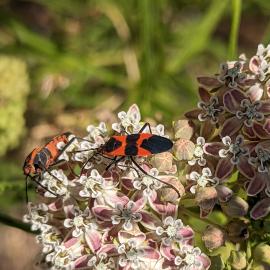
23,104,210,270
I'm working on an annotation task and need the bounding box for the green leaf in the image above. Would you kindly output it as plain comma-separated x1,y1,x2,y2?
228,0,242,59
209,256,225,270
0,181,24,194
247,241,252,260
10,20,57,56
264,218,270,233
210,241,236,262
187,216,208,233
194,232,208,253
167,0,228,73
227,171,239,183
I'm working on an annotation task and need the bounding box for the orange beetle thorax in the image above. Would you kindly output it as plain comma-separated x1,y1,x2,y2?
23,147,42,176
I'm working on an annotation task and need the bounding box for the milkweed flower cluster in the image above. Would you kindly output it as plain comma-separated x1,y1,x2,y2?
24,104,210,270
24,44,270,269
183,44,270,221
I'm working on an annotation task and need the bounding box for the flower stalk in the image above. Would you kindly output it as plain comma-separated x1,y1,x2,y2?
0,211,35,234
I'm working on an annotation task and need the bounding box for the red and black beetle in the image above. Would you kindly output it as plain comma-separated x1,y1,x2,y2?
23,132,73,201
81,123,180,197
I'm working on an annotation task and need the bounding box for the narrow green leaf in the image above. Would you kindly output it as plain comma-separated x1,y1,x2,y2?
10,20,57,56
209,256,225,270
167,0,228,73
228,0,242,59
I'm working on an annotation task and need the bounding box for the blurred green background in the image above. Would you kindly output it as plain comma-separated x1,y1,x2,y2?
0,0,269,268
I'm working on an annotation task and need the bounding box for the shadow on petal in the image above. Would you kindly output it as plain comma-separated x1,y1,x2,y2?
140,210,161,230
74,255,89,269
223,89,245,113
185,109,201,119
246,84,263,102
250,198,270,220
242,125,256,139
92,206,114,221
160,243,175,260
249,56,260,73
197,76,222,88
263,118,270,135
238,156,255,179
220,117,243,138
216,185,233,202
215,159,234,180
178,227,194,243
260,101,270,114
198,254,211,270
254,122,270,139
203,142,223,156
85,229,102,252
200,120,215,139
141,247,160,260
198,87,211,102
246,173,267,196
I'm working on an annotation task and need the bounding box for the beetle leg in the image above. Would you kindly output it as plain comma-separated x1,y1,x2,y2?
105,156,125,171
130,156,181,198
117,159,141,178
30,175,59,197
39,163,61,182
139,122,152,134
50,159,79,178
55,136,97,160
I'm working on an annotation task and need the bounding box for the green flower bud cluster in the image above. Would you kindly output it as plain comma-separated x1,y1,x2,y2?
0,56,30,156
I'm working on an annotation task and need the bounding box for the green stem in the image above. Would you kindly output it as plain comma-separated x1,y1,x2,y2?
179,207,223,229
228,0,242,59
0,212,36,234
179,198,197,208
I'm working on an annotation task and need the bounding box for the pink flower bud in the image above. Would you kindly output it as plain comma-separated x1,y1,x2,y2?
173,120,194,140
174,139,195,161
195,187,217,216
151,152,173,172
221,196,248,218
202,225,225,250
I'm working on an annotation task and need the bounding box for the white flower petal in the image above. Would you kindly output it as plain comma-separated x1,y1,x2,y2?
63,219,73,228
222,136,231,146
164,216,174,226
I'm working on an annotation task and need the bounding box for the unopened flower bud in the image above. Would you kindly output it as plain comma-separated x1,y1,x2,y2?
226,220,249,243
173,120,194,140
251,264,267,270
202,225,225,250
221,196,248,218
195,187,217,216
254,243,270,264
174,139,195,161
151,152,173,172
160,177,185,201
228,251,247,270
195,187,217,205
